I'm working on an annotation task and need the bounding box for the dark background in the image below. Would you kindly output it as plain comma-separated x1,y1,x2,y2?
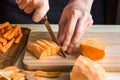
48,0,119,24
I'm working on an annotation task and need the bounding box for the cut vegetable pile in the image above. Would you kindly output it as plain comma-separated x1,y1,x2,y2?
0,22,23,53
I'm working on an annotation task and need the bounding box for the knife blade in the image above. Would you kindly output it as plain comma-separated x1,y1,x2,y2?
40,15,66,58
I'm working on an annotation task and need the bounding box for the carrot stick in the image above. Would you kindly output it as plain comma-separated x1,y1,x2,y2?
1,38,14,53
3,28,13,39
14,33,23,43
0,22,9,29
7,24,20,40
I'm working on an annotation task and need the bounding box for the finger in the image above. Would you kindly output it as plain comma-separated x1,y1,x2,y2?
33,8,47,22
57,12,67,44
67,12,89,53
16,0,22,4
18,0,32,10
62,12,78,51
24,0,35,13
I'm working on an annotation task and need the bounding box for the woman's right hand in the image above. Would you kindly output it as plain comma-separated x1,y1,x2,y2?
16,0,49,22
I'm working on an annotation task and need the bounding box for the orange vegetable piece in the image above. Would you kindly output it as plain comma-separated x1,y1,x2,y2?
1,38,15,53
27,42,48,59
80,38,106,61
34,71,61,78
0,22,9,29
7,24,21,40
36,40,51,56
2,28,13,39
14,33,23,43
70,55,106,80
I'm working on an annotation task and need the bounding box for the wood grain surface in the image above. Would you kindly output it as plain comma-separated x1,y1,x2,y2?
0,28,31,69
23,32,120,72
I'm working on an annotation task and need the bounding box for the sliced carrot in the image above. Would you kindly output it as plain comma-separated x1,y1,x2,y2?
1,38,14,53
7,24,20,40
14,33,23,43
2,28,13,39
0,22,9,29
34,71,61,78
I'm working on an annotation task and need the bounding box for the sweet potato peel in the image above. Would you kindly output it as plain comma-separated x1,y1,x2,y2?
0,66,62,80
0,22,23,53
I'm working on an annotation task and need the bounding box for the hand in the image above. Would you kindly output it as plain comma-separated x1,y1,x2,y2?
16,0,49,22
57,0,93,53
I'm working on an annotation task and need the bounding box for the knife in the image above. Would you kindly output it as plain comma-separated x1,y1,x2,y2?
40,15,66,58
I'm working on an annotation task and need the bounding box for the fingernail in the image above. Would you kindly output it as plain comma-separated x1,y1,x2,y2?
33,17,40,22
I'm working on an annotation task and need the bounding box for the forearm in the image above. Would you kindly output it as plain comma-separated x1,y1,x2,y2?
69,0,94,12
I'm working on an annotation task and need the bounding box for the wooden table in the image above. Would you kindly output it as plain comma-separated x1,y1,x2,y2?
15,24,120,80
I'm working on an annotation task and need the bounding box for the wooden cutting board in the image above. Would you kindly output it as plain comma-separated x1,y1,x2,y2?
23,32,120,72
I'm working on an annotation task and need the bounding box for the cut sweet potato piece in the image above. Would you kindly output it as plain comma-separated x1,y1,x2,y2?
1,38,15,53
34,71,62,78
47,40,60,55
70,55,106,80
0,22,9,29
80,38,106,61
36,40,51,56
27,42,47,59
40,39,56,55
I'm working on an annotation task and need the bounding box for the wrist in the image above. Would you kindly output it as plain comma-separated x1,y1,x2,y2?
69,0,94,11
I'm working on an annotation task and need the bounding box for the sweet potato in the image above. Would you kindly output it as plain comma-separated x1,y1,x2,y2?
14,33,23,43
80,38,106,61
70,55,106,80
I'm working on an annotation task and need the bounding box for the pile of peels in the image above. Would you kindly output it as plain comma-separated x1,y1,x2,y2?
0,22,23,53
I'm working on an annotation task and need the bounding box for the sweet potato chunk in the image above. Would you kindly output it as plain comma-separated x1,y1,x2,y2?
80,38,106,60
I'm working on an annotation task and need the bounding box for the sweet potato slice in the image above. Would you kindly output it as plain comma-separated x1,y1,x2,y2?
27,42,47,59
47,40,60,55
36,40,51,56
34,71,62,78
0,22,9,29
40,39,54,55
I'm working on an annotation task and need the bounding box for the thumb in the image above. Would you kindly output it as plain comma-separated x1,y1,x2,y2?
32,7,48,22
